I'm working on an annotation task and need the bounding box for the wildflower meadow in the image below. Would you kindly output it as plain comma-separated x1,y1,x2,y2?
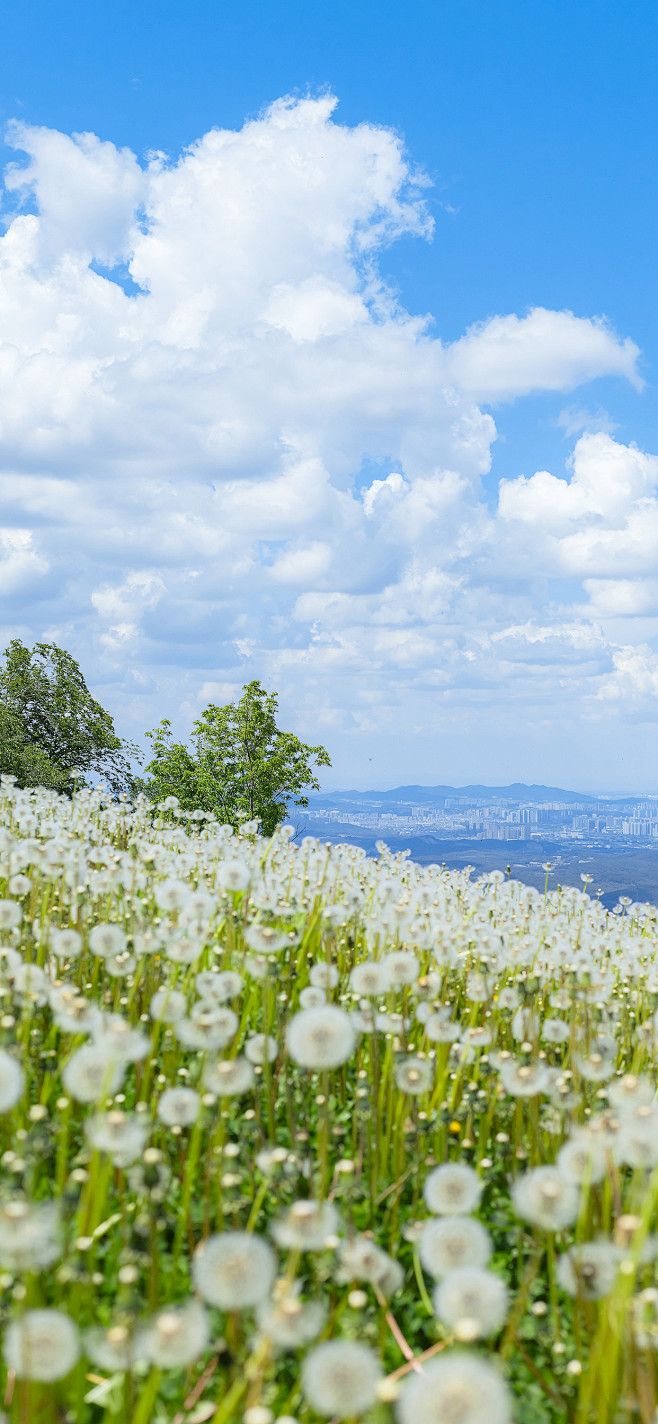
0,774,657,1424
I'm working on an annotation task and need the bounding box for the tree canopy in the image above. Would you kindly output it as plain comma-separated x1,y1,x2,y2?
139,679,331,834
0,640,138,795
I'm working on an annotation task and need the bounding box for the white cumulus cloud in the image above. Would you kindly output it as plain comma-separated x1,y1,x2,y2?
0,93,655,787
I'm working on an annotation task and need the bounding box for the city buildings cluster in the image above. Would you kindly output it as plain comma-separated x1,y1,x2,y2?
308,795,658,843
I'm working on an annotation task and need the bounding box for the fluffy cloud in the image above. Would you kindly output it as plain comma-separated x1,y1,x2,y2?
446,310,640,402
0,94,655,787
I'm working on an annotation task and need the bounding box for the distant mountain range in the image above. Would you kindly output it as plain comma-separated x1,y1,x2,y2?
309,782,601,807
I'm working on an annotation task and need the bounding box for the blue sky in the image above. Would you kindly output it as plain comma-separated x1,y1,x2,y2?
1,0,658,791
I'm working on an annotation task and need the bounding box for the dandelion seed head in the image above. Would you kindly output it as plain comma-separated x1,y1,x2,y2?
157,1086,201,1126
217,860,251,893
144,1298,210,1367
0,901,22,930
395,1056,433,1095
85,1110,149,1166
62,1045,124,1103
299,985,326,1008
195,969,242,1002
4,1309,79,1382
0,1198,61,1271
272,1199,340,1252
192,1231,276,1309
88,924,127,959
202,1056,255,1096
557,1240,620,1299
50,928,83,959
287,1005,356,1069
257,1290,325,1349
433,1266,508,1337
244,924,289,955
395,1352,511,1424
301,1339,383,1419
150,988,188,1023
155,878,190,911
512,1165,579,1231
423,1163,483,1217
350,961,389,996
309,962,339,989
382,951,419,987
419,1216,492,1279
245,1033,278,1065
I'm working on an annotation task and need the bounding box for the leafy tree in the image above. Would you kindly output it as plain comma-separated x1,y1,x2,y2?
0,640,139,795
140,680,331,834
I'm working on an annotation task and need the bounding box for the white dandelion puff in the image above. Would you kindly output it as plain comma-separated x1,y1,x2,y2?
244,924,289,955
217,861,251,893
62,1045,124,1103
256,1289,325,1349
192,1231,276,1309
150,988,188,1023
512,1166,579,1231
302,1340,382,1419
511,1006,540,1042
499,1059,550,1098
425,1015,461,1043
245,1034,278,1065
202,1057,255,1096
85,1323,145,1372
0,1198,61,1271
287,1005,356,1070
195,969,242,1002
11,962,50,1004
164,932,204,965
541,1019,570,1044
432,1266,508,1338
423,1163,483,1217
557,1240,620,1300
557,1130,607,1185
50,928,83,959
460,1025,492,1052
395,1351,511,1424
93,1014,150,1062
395,1056,433,1095
0,901,22,929
272,1199,340,1252
88,924,127,959
350,961,389,996
157,1087,201,1127
154,879,191,912
85,1111,149,1167
382,951,419,987
309,963,339,990
575,1035,617,1083
614,1109,658,1169
608,1074,655,1115
4,1309,80,1382
143,1298,210,1368
0,1050,24,1111
176,1005,238,1051
418,1216,492,1279
299,986,326,1008
337,1234,388,1283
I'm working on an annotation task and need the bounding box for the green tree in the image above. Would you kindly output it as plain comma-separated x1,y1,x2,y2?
0,639,139,795
140,680,331,834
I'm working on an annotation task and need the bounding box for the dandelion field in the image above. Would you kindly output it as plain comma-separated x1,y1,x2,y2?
2,779,658,1423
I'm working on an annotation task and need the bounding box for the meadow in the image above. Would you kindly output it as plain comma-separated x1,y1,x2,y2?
0,775,657,1423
